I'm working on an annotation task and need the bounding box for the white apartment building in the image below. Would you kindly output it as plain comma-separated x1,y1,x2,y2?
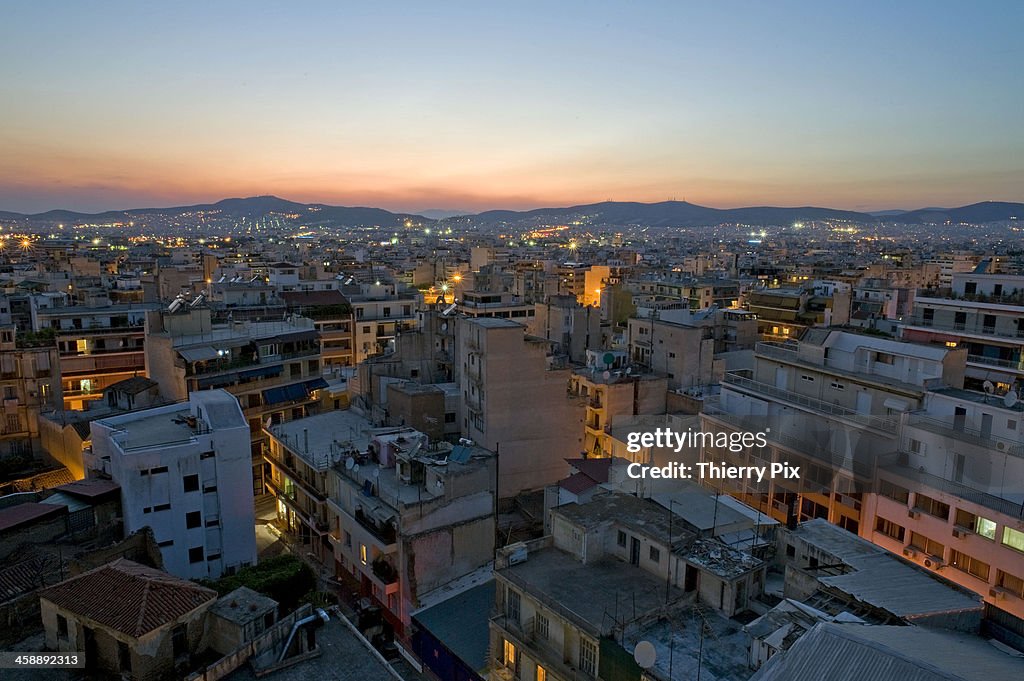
89,389,256,580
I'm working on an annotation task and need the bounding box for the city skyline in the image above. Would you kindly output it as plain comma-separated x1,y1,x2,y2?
2,2,1023,214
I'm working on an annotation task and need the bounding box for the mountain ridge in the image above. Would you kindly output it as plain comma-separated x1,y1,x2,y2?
1,196,1021,227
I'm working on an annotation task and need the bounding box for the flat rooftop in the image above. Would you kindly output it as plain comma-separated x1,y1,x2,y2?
497,547,684,637
101,407,196,451
553,494,693,548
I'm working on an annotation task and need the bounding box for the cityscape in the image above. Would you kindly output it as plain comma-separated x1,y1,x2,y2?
2,3,1023,681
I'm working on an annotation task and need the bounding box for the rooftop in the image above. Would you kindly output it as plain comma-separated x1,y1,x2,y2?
792,520,983,618
553,493,692,548
751,622,1024,681
209,587,279,626
39,559,216,638
0,501,66,533
497,547,685,637
413,580,495,674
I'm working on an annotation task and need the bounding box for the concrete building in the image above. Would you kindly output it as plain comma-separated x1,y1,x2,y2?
89,389,256,579
31,302,156,411
144,305,327,496
0,325,62,458
281,289,355,369
347,282,419,363
456,317,584,498
901,271,1024,392
532,294,601,364
261,409,496,636
568,366,668,457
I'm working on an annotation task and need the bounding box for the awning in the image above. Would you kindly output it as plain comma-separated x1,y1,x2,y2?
262,381,312,405
305,377,329,391
239,365,284,380
269,329,320,344
179,346,220,362
883,398,910,412
197,373,238,388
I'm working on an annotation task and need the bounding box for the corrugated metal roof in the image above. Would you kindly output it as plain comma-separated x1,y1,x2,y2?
751,622,1024,681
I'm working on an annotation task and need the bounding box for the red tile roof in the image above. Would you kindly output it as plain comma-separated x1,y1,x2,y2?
0,502,66,533
564,457,613,483
558,471,600,495
39,559,216,638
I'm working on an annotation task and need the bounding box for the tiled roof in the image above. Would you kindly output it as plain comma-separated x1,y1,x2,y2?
559,471,600,495
0,502,66,533
564,457,613,483
39,559,216,638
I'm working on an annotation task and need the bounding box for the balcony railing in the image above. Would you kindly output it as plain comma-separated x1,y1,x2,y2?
966,354,1024,371
722,372,898,433
878,454,1024,519
906,414,1024,457
904,315,1024,340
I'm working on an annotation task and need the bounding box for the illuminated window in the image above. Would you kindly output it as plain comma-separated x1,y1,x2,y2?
503,639,517,670
1003,527,1024,553
537,665,547,681
359,544,367,565
76,339,88,353
976,516,997,540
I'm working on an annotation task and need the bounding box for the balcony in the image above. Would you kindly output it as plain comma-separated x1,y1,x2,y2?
906,414,1024,457
490,613,584,681
904,315,1024,341
722,372,898,433
878,454,1024,519
966,354,1024,372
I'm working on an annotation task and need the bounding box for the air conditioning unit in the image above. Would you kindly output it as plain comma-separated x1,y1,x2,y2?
902,547,917,558
907,510,919,519
952,528,964,538
924,557,944,569
989,588,1006,600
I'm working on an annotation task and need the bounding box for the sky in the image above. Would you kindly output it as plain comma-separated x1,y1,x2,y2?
1,1,1022,214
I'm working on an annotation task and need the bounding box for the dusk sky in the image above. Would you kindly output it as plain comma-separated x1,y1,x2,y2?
1,2,1022,214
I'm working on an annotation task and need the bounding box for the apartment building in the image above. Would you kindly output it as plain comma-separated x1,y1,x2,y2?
32,302,157,411
261,409,495,635
457,291,536,322
489,493,764,681
864,386,1024,618
901,272,1024,392
626,314,716,390
347,282,419,363
281,289,355,368
89,389,257,579
456,317,584,498
532,294,601,364
144,305,327,496
702,330,965,532
568,367,667,457
0,325,62,457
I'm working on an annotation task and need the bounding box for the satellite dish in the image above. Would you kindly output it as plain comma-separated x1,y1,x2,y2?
1005,392,1019,408
602,371,611,380
352,464,360,473
371,468,380,478
633,641,656,669
440,322,448,332
345,457,355,470
983,380,995,394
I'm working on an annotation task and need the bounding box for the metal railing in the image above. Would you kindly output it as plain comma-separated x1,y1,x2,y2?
904,315,1024,340
722,372,898,433
906,414,1024,457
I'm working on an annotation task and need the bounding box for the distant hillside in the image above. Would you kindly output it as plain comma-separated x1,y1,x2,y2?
893,201,1023,224
466,200,872,227
1,195,428,228
2,196,1021,228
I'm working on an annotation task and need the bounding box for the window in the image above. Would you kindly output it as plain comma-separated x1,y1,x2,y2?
183,474,199,493
649,546,661,562
954,508,976,530
506,588,521,624
914,493,949,520
172,624,187,660
617,530,626,547
976,516,997,540
875,352,894,365
502,639,517,671
188,547,204,564
785,544,796,558
153,503,171,512
359,544,367,565
998,571,1024,599
875,517,905,542
950,550,990,581
344,531,352,548
579,638,597,675
909,532,944,559
57,614,68,639
6,414,19,432
908,439,924,455
535,612,549,640
151,466,168,474
537,665,547,681
830,382,845,390
118,641,132,672
800,375,815,382
878,479,909,504
1002,527,1024,553
186,511,202,529
200,450,215,459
